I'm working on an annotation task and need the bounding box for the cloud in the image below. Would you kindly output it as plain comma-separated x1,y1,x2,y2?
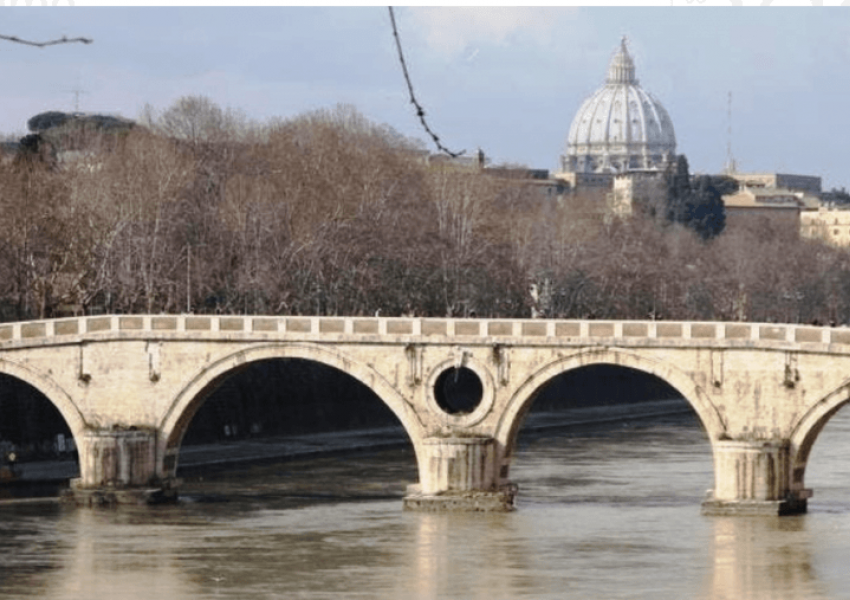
406,7,570,58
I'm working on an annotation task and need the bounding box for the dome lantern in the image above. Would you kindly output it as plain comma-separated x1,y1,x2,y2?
606,36,637,85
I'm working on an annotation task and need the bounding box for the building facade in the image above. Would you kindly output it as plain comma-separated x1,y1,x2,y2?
727,172,821,196
801,207,850,247
609,171,667,218
721,187,804,237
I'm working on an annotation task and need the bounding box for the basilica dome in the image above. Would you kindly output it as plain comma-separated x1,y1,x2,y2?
561,38,677,174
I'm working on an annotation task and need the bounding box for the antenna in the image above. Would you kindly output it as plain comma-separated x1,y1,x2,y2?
63,74,89,113
724,91,737,175
67,85,88,113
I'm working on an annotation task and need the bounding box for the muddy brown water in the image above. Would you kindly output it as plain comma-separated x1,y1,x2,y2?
2,408,850,599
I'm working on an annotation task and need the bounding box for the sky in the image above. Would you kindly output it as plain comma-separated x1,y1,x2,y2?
2,6,850,189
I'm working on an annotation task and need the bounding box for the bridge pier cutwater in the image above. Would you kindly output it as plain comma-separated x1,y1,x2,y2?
2,315,850,514
71,428,177,506
701,440,810,516
402,437,516,511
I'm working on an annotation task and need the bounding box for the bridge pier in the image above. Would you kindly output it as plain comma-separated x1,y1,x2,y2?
403,437,516,511
69,429,178,506
702,440,810,516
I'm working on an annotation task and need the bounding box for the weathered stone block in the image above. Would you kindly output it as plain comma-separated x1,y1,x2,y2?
555,322,580,337
522,322,546,336
86,317,112,332
455,321,480,336
795,327,823,343
21,323,46,338
403,484,517,512
830,330,850,345
353,319,379,334
285,318,311,333
252,318,278,332
656,323,682,338
55,320,80,335
760,326,786,341
725,324,751,339
318,319,343,333
691,324,716,339
119,317,143,330
186,317,211,331
422,321,447,335
152,317,177,330
589,323,614,337
487,322,513,336
623,322,648,337
387,320,412,335
221,317,246,331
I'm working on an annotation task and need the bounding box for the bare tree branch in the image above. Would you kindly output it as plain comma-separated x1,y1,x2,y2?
0,34,92,48
387,7,464,159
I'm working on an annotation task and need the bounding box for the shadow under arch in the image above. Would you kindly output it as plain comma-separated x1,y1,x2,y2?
494,347,726,458
0,357,87,448
788,379,850,492
159,342,425,475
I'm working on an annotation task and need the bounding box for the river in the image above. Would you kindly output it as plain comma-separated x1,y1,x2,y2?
2,406,850,599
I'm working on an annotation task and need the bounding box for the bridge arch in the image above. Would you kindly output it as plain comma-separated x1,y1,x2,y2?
0,357,87,451
159,342,425,474
494,347,726,458
788,379,850,492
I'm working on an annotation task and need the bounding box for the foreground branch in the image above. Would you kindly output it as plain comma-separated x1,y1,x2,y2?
0,34,92,48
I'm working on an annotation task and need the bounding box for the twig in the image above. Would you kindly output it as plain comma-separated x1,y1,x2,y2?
0,34,92,48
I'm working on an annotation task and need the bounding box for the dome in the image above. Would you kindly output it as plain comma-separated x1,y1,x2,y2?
561,38,677,174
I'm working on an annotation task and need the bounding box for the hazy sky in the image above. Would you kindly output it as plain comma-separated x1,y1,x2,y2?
2,7,849,188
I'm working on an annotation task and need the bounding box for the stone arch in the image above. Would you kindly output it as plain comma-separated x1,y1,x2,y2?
159,342,425,476
788,379,850,491
494,347,726,458
0,357,87,452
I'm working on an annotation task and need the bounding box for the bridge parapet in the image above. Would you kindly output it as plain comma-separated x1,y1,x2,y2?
1,315,849,353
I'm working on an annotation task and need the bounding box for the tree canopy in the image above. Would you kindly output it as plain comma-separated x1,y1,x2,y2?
0,97,846,326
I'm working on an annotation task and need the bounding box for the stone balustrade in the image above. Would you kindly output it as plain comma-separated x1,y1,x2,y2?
1,315,848,350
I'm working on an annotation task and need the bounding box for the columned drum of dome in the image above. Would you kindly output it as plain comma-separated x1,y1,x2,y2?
561,38,677,174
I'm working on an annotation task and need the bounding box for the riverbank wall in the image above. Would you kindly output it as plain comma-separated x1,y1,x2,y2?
4,398,693,491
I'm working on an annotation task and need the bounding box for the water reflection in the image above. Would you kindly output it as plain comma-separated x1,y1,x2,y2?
403,512,535,600
705,516,826,600
44,508,199,600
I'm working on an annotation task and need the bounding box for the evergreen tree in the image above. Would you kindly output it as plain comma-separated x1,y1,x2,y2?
705,174,739,197
685,176,726,240
663,155,725,240
665,155,691,224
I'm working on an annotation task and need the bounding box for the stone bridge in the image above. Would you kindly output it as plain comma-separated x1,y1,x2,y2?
3,314,850,514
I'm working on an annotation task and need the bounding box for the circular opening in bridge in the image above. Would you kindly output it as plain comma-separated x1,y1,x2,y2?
433,367,483,415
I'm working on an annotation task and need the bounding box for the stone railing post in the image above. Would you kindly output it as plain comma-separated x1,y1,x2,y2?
70,428,178,506
702,440,809,515
403,437,516,512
